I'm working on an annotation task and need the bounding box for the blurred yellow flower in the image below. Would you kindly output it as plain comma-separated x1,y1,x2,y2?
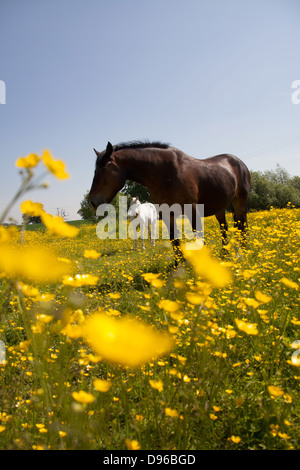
267,385,284,398
244,298,260,309
0,246,71,283
142,273,160,283
93,379,112,392
157,299,181,312
185,291,206,305
209,413,218,420
21,200,45,217
125,439,141,450
42,150,69,179
108,293,121,299
142,273,166,288
84,249,100,259
72,390,95,404
149,378,163,392
15,153,40,169
165,407,179,418
82,313,174,368
255,291,272,304
0,226,17,244
61,323,83,339
181,244,232,288
235,319,258,336
18,282,40,298
62,274,99,287
280,277,299,290
230,435,241,444
41,212,79,237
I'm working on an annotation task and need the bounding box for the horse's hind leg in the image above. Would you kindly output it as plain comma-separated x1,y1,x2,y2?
150,219,156,246
215,210,228,246
232,196,248,245
168,214,183,266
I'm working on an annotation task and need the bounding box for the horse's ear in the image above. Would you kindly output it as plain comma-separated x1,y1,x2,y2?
93,148,100,157
106,141,113,157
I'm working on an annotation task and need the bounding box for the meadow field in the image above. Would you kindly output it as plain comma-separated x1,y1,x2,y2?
0,206,299,451
0,153,299,451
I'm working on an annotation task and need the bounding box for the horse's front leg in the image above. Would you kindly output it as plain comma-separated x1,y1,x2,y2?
133,225,138,250
141,221,146,250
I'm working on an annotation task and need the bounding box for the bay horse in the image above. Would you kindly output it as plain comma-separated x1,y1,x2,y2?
88,141,251,263
127,197,157,250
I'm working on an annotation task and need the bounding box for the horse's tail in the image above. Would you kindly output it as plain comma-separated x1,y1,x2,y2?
229,155,251,229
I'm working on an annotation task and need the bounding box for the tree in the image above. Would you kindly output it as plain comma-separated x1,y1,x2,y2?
248,166,300,211
22,214,42,224
122,181,151,203
248,172,276,210
56,208,69,220
77,191,98,221
78,191,126,221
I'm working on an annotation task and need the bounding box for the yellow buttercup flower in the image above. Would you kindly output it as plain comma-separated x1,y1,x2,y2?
62,274,99,287
72,390,95,404
0,226,17,244
165,407,179,418
15,153,40,169
267,385,284,398
84,249,100,259
125,439,141,450
41,212,79,237
244,298,260,309
255,291,272,304
82,313,174,368
235,319,258,336
42,150,69,179
20,200,45,217
142,273,165,288
181,244,232,288
149,378,163,392
185,291,206,305
93,379,112,392
108,293,121,299
280,277,299,290
157,299,181,312
0,246,71,283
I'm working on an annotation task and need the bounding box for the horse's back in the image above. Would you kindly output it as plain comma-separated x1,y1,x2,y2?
200,153,250,195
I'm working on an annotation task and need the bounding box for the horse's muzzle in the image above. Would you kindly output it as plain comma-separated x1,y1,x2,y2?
88,193,106,211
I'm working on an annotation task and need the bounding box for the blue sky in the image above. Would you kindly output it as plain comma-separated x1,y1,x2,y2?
1,0,300,223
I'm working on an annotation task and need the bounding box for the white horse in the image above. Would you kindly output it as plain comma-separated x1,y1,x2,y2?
127,197,157,250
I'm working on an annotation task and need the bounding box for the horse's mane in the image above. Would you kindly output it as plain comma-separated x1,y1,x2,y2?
114,141,170,151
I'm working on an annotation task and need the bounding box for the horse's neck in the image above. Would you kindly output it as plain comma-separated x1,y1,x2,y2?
116,150,159,188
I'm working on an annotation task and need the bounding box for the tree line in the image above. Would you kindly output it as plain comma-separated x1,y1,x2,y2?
248,164,300,211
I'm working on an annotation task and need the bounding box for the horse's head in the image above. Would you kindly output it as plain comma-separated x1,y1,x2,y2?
88,142,126,210
127,197,140,219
